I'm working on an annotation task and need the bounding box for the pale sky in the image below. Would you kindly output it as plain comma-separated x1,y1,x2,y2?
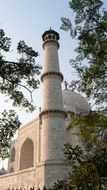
0,0,107,168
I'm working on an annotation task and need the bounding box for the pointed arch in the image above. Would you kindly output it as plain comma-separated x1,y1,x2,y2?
10,147,15,162
9,167,14,173
20,138,34,170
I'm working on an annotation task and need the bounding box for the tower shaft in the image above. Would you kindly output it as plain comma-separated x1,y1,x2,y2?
37,29,68,189
40,30,67,162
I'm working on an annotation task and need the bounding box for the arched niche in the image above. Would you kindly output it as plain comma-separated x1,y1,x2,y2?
9,167,14,173
19,138,34,170
10,148,15,162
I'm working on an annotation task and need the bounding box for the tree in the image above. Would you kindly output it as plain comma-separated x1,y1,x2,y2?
59,0,107,189
64,144,107,190
48,144,107,190
61,0,107,148
61,0,107,112
0,28,41,159
67,111,107,150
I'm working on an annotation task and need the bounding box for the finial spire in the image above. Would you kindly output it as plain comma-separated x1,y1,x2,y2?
50,27,52,30
64,80,69,89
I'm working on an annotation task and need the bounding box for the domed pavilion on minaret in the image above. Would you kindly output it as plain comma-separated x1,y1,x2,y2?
0,29,90,190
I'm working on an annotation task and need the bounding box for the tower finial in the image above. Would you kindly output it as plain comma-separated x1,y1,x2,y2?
64,80,68,89
50,27,52,30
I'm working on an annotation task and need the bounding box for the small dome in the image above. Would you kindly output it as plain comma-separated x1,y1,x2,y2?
0,167,7,175
62,89,90,115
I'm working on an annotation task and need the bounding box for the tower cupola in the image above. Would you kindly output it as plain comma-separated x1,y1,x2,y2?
42,28,59,42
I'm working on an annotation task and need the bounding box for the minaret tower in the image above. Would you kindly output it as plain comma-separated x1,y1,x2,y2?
38,29,68,188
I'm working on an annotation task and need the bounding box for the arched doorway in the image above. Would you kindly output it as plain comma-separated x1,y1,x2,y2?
20,138,34,170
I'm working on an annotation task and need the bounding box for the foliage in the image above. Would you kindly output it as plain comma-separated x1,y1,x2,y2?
67,111,107,149
0,110,20,159
88,148,107,178
69,163,99,190
65,144,107,189
0,28,41,158
64,143,84,164
61,0,107,111
48,180,70,190
61,0,107,159
49,144,107,190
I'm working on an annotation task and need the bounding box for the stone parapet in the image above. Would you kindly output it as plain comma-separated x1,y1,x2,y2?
42,39,59,50
39,109,67,119
41,71,63,82
0,168,36,190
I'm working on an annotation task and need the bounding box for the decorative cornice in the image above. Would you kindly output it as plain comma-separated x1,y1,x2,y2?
41,71,63,82
39,109,67,119
42,39,59,49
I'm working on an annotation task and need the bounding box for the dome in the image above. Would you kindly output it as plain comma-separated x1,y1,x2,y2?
62,89,90,115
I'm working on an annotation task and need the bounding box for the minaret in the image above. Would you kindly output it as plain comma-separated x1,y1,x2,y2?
38,29,68,188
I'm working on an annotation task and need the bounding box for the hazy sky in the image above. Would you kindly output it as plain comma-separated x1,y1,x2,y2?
0,0,78,126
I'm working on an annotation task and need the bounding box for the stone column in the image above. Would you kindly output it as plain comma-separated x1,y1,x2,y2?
40,29,67,162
